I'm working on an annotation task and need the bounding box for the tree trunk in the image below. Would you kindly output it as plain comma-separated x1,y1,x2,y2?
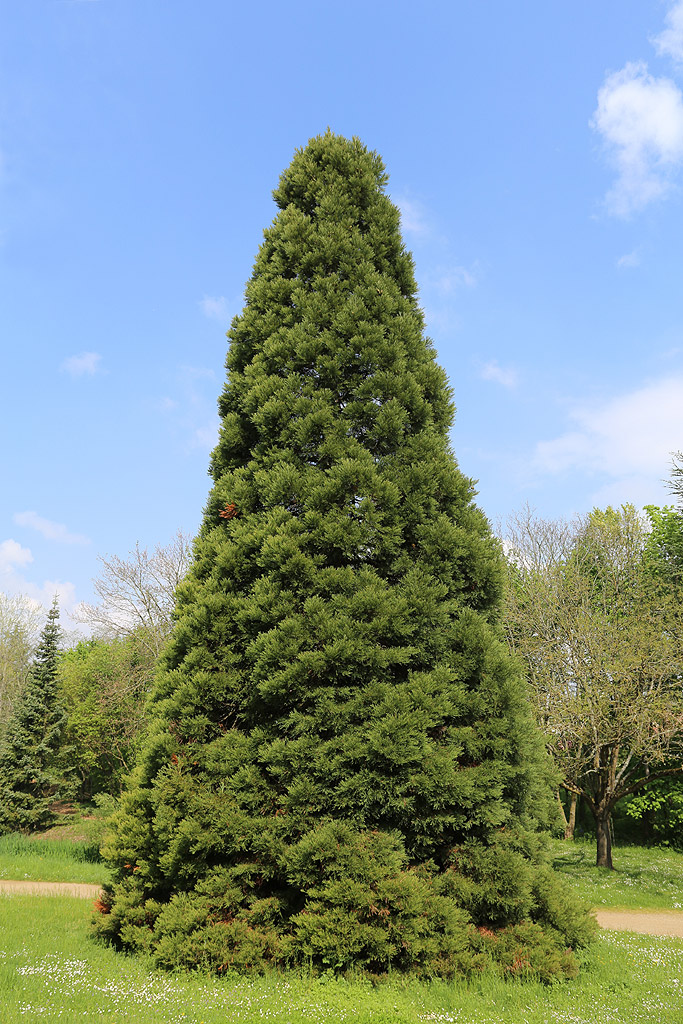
565,791,578,840
596,812,613,869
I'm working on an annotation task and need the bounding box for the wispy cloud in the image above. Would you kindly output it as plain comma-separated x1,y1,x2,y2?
199,296,229,321
60,351,102,377
480,360,518,389
653,1,683,64
534,375,683,484
394,196,430,237
592,61,683,216
0,539,33,575
14,511,90,545
429,265,478,292
0,537,78,615
0,537,78,618
179,364,216,380
158,365,220,453
617,249,641,269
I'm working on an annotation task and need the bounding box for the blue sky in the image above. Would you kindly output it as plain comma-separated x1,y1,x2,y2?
2,0,683,622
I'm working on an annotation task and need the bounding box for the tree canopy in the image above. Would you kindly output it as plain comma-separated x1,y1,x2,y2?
97,132,592,979
503,504,683,868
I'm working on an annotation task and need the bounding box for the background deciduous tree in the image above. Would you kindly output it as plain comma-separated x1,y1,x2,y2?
0,592,41,740
503,504,683,869
669,451,683,512
74,530,193,658
57,636,151,800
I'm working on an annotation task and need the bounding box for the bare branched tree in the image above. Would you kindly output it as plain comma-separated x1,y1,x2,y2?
75,530,194,658
0,593,42,736
669,450,683,511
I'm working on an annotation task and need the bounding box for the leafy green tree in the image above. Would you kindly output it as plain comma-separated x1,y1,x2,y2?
0,598,67,833
504,505,683,869
97,132,592,978
57,635,152,800
644,503,683,587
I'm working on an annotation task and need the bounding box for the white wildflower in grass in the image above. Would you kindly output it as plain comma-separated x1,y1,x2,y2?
3,846,683,1024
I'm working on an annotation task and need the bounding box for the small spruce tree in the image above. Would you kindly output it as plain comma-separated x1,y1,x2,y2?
98,133,593,977
0,597,66,833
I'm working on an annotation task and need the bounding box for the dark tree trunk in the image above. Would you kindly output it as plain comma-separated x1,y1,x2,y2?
596,812,613,869
565,791,578,840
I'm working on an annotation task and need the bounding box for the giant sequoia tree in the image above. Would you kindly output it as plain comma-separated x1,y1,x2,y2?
98,133,592,978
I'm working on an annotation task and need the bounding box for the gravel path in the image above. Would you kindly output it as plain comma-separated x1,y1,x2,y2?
3,880,683,937
594,909,683,937
0,879,102,898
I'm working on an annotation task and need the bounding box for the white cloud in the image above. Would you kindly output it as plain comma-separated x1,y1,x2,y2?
14,511,90,545
61,351,102,377
480,360,518,389
28,579,78,612
0,538,79,623
653,1,683,64
190,421,220,450
179,364,216,380
394,196,430,237
199,296,229,320
158,366,220,452
157,396,178,412
592,61,683,216
0,539,33,575
430,265,478,292
534,375,683,482
617,249,641,269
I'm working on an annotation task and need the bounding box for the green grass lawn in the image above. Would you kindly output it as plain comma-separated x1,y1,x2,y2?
0,833,109,885
0,895,682,1024
2,834,683,1023
549,837,683,910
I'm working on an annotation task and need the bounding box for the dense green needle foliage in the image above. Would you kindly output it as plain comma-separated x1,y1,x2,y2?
98,132,592,977
0,599,66,833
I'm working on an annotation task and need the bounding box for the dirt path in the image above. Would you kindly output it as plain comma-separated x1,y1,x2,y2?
594,909,683,937
3,880,683,937
0,879,102,898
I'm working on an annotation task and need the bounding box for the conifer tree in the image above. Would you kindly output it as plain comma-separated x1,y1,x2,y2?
98,133,592,977
0,597,66,833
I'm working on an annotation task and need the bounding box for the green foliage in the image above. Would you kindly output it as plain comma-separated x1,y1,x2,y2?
57,636,152,798
623,778,683,848
503,504,683,868
0,599,66,833
99,132,590,978
644,504,683,589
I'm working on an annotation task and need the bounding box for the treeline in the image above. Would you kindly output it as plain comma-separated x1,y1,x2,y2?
2,486,682,867
2,486,683,864
0,532,192,821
